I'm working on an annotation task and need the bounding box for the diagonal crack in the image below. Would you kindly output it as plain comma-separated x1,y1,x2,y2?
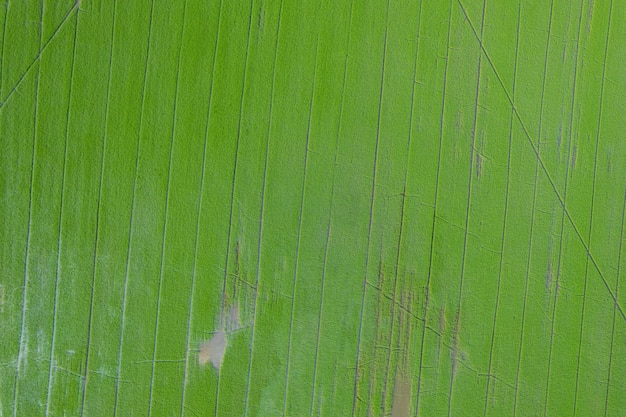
0,2,78,108
456,0,626,323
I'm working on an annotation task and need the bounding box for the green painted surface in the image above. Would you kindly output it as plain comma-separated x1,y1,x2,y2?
1,0,625,415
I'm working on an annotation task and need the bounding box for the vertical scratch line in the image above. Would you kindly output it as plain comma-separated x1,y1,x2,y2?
292,1,352,415
604,189,626,416
602,4,621,413
394,0,424,414
242,54,270,417
79,0,117,413
574,0,613,414
369,0,397,413
326,2,354,415
447,0,486,415
0,0,9,98
309,134,337,417
513,1,554,414
44,9,79,417
179,0,222,414
241,3,286,416
237,0,268,414
350,0,389,414
483,2,520,415
147,2,187,415
214,1,255,413
12,1,44,414
544,1,584,415
282,24,317,416
386,0,424,414
415,0,453,414
113,0,155,414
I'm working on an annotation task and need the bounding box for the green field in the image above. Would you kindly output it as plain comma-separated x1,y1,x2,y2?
1,0,625,415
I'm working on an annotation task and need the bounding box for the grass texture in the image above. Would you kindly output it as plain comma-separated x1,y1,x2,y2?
1,0,625,415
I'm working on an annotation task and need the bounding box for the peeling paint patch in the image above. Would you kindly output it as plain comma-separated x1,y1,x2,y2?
198,330,226,370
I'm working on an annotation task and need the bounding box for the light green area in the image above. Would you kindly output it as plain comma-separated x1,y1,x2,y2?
1,0,625,415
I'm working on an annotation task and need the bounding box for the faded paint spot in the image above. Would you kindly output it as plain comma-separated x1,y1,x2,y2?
197,302,243,371
390,373,411,417
438,306,446,334
198,330,226,370
18,331,29,370
451,342,459,378
224,303,240,332
586,0,594,33
475,153,483,178
571,143,577,170
545,262,553,291
455,110,462,132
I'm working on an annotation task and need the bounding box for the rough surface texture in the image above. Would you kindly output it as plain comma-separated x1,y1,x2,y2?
1,0,625,415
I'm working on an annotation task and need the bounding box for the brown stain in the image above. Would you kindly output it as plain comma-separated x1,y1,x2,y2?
389,293,414,417
198,301,242,371
390,372,411,417
198,330,226,370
